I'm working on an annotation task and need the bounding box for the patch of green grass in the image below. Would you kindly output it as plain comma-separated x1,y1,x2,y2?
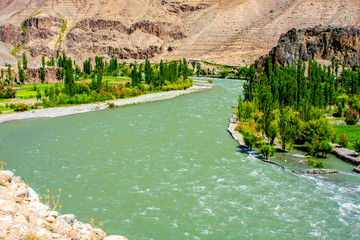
10,42,25,57
8,83,64,91
55,12,67,48
0,105,11,111
328,117,346,122
333,125,360,150
103,77,131,82
0,99,12,103
202,61,236,70
16,91,37,99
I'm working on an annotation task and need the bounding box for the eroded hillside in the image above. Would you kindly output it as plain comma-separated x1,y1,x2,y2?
0,0,359,66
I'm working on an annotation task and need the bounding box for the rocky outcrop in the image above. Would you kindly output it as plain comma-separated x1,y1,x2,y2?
73,19,185,40
0,13,186,63
0,170,128,240
161,1,209,14
255,26,360,69
64,19,185,61
24,66,63,84
332,145,360,166
305,169,339,174
127,20,185,40
3,66,63,85
23,16,62,42
0,24,22,47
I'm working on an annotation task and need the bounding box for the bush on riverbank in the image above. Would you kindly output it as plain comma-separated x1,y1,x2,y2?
0,85,16,98
306,158,326,169
339,133,349,148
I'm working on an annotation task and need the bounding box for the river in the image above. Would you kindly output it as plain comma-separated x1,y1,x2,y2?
1,78,359,239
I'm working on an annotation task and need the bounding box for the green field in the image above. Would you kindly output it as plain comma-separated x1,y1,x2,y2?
328,117,346,122
0,105,11,112
16,83,64,90
333,124,360,150
16,90,38,99
102,76,131,84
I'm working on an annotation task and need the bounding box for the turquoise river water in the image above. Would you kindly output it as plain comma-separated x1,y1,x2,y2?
1,78,360,239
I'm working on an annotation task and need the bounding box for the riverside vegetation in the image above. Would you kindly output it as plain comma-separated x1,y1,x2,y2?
0,54,193,112
235,58,360,168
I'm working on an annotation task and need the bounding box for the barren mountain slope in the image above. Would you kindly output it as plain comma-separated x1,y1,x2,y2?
0,0,359,66
162,0,360,65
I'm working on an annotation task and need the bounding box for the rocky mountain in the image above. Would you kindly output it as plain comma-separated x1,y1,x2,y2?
254,26,360,69
0,0,360,66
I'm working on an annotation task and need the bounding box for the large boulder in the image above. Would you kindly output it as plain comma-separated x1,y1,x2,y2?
255,26,360,69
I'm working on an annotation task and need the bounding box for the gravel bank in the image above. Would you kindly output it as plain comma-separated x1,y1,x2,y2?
0,86,210,124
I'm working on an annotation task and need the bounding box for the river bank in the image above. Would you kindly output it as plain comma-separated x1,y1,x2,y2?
227,113,358,174
0,170,127,240
0,85,211,124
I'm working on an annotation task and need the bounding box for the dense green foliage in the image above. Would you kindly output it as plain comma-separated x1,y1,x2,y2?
236,58,360,159
0,54,193,111
345,109,359,125
0,85,16,98
18,60,26,84
306,158,326,169
242,130,257,151
333,125,360,150
22,52,27,70
354,141,360,153
339,133,349,148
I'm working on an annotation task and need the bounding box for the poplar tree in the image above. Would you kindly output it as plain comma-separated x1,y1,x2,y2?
182,58,188,81
95,56,104,74
22,52,28,70
64,58,76,96
40,55,46,83
18,60,26,84
97,72,102,91
130,62,139,87
144,58,154,85
7,64,12,83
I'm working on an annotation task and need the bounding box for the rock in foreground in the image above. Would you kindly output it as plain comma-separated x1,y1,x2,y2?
0,170,127,240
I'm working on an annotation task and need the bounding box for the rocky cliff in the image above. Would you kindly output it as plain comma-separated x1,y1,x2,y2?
254,26,360,69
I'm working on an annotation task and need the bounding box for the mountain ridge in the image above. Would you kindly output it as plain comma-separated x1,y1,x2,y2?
0,0,359,66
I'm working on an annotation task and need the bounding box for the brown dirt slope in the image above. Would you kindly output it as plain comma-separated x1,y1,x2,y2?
0,0,359,66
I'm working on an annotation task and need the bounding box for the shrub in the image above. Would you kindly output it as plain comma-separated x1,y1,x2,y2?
306,158,326,169
332,104,343,117
36,89,42,100
353,141,360,154
0,85,16,98
14,103,28,112
108,103,116,108
30,102,41,109
235,121,258,135
339,133,349,148
220,71,229,78
259,144,276,160
338,93,349,108
242,130,257,151
345,109,359,125
318,141,333,158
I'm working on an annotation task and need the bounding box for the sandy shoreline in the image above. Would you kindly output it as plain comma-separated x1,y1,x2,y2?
0,85,210,124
